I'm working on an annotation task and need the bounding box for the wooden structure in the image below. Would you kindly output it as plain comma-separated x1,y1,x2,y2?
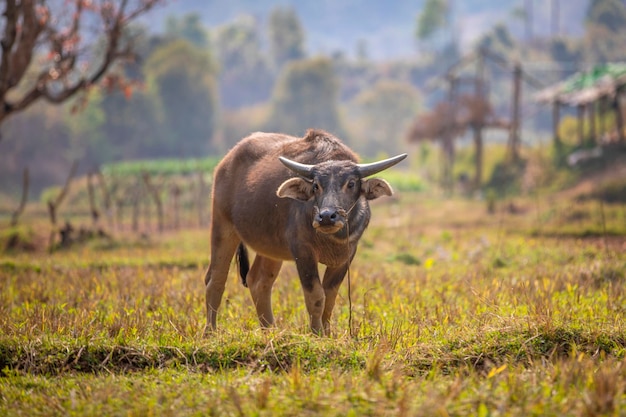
535,63,626,145
407,47,539,191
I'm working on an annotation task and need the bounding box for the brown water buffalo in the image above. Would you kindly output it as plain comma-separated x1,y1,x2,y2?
204,129,406,335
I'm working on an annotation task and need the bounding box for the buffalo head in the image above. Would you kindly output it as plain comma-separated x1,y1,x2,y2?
276,154,407,234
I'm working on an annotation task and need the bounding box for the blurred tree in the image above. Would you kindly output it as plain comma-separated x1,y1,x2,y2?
476,24,516,58
213,16,274,108
583,0,626,62
0,0,164,129
144,39,219,157
165,13,209,48
266,57,343,136
349,79,421,156
95,87,163,161
415,0,459,68
586,0,626,33
268,6,306,69
70,25,165,165
416,0,449,41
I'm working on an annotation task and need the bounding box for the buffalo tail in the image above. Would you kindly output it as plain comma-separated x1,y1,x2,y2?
236,243,250,287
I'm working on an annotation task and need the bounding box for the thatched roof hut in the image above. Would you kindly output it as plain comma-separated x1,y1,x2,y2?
535,63,626,106
535,63,626,144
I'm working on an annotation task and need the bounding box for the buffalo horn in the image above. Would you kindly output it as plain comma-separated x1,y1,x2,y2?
278,156,315,178
279,153,407,178
357,153,407,177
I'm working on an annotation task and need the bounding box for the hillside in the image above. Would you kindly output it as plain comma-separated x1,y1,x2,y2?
152,0,590,59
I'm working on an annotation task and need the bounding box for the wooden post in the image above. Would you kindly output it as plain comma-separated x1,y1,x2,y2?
552,101,561,146
577,104,585,146
171,183,181,230
197,171,208,227
473,126,483,190
143,185,151,233
509,63,522,162
473,49,486,190
131,182,141,233
443,75,458,193
599,97,607,142
116,197,124,232
588,102,596,144
142,172,164,233
614,91,625,143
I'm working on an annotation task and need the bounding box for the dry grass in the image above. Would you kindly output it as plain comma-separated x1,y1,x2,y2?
1,193,625,416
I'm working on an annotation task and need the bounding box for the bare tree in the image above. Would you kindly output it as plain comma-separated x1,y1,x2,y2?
170,182,181,229
0,0,164,129
95,169,114,230
10,167,29,226
87,171,100,228
47,159,78,248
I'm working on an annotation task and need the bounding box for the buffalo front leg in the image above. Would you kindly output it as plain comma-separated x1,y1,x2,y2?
294,257,325,334
204,223,239,333
321,263,349,335
246,255,282,328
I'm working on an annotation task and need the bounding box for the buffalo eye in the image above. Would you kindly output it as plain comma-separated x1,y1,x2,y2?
347,180,356,189
312,182,320,192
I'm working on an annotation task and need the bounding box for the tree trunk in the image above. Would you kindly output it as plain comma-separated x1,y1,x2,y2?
95,170,114,231
10,167,29,227
87,172,100,228
473,125,483,190
441,135,455,194
577,105,585,146
171,184,181,230
47,160,78,250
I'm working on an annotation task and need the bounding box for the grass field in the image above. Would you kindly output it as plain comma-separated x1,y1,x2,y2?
1,192,625,416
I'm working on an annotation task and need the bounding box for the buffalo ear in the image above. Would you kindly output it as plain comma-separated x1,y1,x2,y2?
277,177,314,201
361,178,393,200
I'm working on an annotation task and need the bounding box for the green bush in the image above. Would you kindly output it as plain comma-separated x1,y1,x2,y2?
378,170,426,192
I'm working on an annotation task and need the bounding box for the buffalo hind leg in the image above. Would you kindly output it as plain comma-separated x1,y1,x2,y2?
247,255,282,328
204,222,240,333
321,264,349,335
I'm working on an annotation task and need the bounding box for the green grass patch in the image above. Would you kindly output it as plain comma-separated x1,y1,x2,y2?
101,157,221,177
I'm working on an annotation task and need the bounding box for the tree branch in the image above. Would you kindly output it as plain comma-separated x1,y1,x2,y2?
0,0,164,125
